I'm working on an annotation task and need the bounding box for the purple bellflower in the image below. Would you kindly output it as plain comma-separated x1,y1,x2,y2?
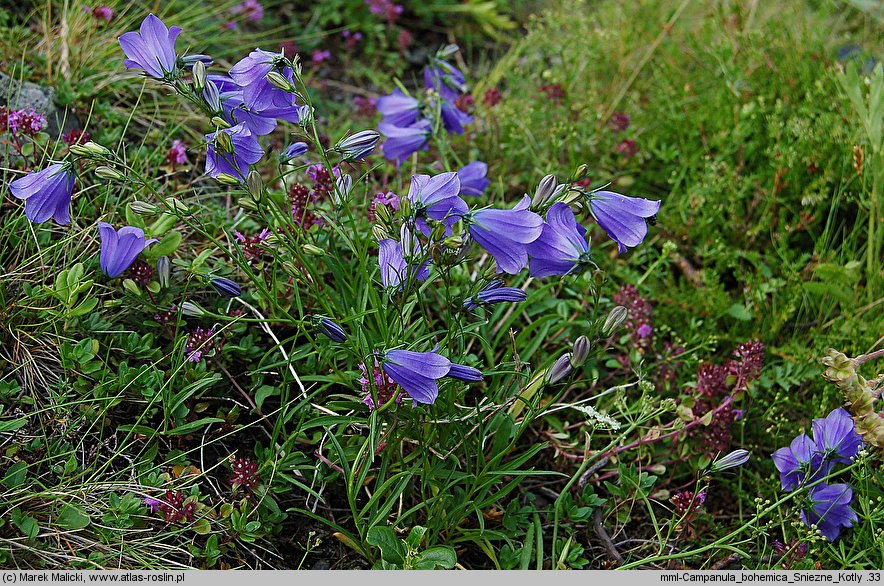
456,161,490,197
439,101,472,135
800,483,858,541
812,407,863,464
9,163,75,225
378,238,430,290
463,280,527,311
119,14,181,79
318,318,347,343
376,89,420,127
210,277,241,298
379,119,431,163
424,57,466,102
771,433,829,490
98,222,158,278
281,142,309,161
381,348,483,405
205,123,264,180
588,191,661,253
228,49,300,122
526,203,591,277
408,172,468,236
466,196,543,275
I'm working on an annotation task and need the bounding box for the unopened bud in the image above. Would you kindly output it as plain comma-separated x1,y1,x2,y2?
400,225,415,256
335,130,380,161
210,116,231,129
202,80,221,112
191,60,206,93
317,318,347,343
430,222,447,243
444,234,465,249
545,353,573,384
266,71,294,92
602,305,628,337
570,336,591,367
303,244,325,256
129,200,160,215
95,166,125,181
372,225,389,241
210,277,242,298
70,141,111,158
297,105,314,126
180,301,206,317
710,449,751,473
573,164,589,181
156,257,171,288
165,198,191,215
398,197,412,218
648,464,667,475
246,170,264,200
374,202,392,224
214,130,234,154
237,197,259,211
334,174,352,206
532,174,560,207
215,173,241,186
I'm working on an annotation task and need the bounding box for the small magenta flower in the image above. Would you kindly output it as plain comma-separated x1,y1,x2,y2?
456,161,490,197
318,318,347,343
9,163,75,225
205,123,264,180
167,139,188,166
119,14,181,79
335,130,380,161
98,222,158,278
587,191,660,253
466,196,543,275
210,277,241,298
379,119,431,163
463,280,527,311
231,0,264,21
281,142,308,161
376,89,420,127
800,483,858,541
812,407,863,464
526,203,591,277
143,496,162,513
378,238,429,289
381,349,482,405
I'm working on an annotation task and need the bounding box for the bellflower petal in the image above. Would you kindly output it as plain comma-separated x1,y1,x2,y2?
456,161,490,196
812,407,864,464
588,190,661,253
119,14,181,78
800,483,858,541
379,120,431,163
526,203,590,277
9,163,75,225
468,196,543,274
205,123,264,180
98,222,158,278
376,89,420,127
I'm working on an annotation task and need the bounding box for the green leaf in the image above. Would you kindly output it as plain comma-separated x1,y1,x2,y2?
2,461,28,488
11,509,39,540
405,525,427,549
145,231,182,259
366,526,407,566
413,546,457,570
0,417,27,432
726,303,752,321
255,385,277,409
193,518,211,535
57,503,91,530
164,417,225,436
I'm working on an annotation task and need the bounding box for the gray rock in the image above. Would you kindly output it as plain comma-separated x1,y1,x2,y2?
0,71,80,141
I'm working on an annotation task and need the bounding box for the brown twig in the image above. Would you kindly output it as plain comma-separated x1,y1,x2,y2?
592,509,624,566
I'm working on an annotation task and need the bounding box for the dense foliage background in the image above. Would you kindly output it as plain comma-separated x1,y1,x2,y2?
0,0,882,571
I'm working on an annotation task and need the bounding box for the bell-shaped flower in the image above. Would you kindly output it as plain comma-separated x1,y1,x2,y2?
205,123,264,180
812,407,863,464
381,348,483,405
379,119,431,163
456,161,490,197
9,163,74,225
98,222,158,278
800,483,858,541
378,238,429,290
526,203,591,277
467,196,543,275
588,190,660,252
119,14,181,79
376,89,420,127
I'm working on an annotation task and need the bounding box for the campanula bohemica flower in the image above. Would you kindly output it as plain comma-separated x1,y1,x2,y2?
10,163,75,225
98,223,158,278
119,14,181,79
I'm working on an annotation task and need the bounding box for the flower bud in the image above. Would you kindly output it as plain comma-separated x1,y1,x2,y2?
165,198,191,215
570,336,591,367
335,130,380,161
95,166,126,181
400,225,415,257
215,173,241,186
602,305,628,337
334,174,352,206
122,279,141,296
266,71,294,92
129,200,160,215
237,198,258,211
156,257,171,288
70,141,111,158
246,170,264,200
302,244,325,256
181,54,213,68
444,234,465,249
281,142,308,162
532,174,561,207
374,202,392,224
210,116,231,129
372,225,389,242
210,277,241,298
202,80,221,112
191,60,207,93
214,130,234,154
180,301,206,317
573,163,589,181
297,105,314,126
317,318,347,343
648,464,667,475
710,449,751,473
398,197,412,218
545,353,573,384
